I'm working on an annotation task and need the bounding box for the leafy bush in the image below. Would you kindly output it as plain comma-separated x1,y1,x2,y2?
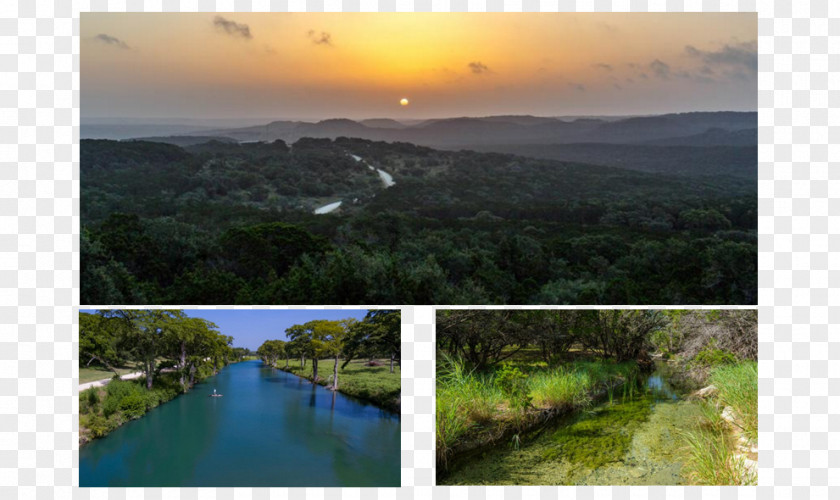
80,388,100,413
494,363,532,412
694,339,738,367
118,393,147,419
86,414,117,438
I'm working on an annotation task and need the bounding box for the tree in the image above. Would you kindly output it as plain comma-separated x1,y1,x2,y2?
436,310,529,370
321,319,355,391
79,312,124,377
581,310,667,361
304,320,345,383
256,340,286,367
285,324,312,368
105,309,184,390
343,310,401,373
164,316,220,392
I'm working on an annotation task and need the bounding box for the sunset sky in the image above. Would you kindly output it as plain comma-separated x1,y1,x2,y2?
81,13,757,121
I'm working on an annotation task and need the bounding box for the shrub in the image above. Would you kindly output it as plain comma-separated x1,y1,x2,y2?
80,388,100,414
118,393,147,419
694,339,738,367
103,379,143,417
494,363,531,411
86,414,116,438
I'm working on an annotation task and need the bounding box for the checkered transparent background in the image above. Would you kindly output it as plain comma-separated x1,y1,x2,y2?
0,0,836,498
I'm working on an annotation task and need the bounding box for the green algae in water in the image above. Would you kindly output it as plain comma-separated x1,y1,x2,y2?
440,368,705,486
541,396,653,470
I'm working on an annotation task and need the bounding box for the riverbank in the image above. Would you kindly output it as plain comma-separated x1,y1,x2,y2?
436,357,641,477
681,361,758,485
278,358,400,413
79,366,228,447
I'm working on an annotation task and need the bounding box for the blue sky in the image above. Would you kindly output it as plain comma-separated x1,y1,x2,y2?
80,309,372,350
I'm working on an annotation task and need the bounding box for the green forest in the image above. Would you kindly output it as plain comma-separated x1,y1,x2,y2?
81,137,755,305
256,310,401,411
436,309,757,486
79,310,240,444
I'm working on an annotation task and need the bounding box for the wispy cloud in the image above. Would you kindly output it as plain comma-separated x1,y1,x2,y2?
93,33,130,50
568,83,586,92
649,59,671,80
593,63,613,71
307,30,333,46
467,61,491,75
685,41,757,75
213,16,252,39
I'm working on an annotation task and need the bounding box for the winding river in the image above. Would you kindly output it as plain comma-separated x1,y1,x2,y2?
441,365,702,486
79,360,400,487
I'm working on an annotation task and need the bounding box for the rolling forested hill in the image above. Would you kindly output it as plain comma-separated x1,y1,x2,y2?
81,137,756,306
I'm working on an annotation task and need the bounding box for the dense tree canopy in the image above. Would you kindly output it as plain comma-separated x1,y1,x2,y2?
436,309,757,370
81,138,756,305
80,310,236,391
257,310,401,388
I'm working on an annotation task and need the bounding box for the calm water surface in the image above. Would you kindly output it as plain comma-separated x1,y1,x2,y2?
80,360,400,487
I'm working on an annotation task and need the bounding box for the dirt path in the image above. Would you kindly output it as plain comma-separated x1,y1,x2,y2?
79,372,143,392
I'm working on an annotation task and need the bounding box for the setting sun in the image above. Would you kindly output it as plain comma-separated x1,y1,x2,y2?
400,98,409,106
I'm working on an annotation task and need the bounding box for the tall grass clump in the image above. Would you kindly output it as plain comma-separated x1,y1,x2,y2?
528,367,591,410
681,428,756,485
709,361,757,442
436,353,504,466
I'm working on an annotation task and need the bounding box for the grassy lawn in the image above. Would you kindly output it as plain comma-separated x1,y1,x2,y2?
79,364,141,384
281,358,401,412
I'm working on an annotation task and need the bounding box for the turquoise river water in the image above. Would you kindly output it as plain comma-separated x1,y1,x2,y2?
80,360,400,487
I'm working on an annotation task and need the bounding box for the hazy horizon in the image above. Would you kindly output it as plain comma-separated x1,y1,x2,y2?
82,13,757,121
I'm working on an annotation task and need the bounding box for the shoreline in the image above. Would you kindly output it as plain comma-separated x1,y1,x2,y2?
437,375,631,481
276,362,400,414
79,364,233,447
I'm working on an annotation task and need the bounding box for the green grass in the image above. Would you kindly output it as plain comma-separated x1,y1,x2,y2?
435,354,639,468
681,428,756,485
680,361,758,485
709,361,758,442
281,358,401,412
78,364,140,384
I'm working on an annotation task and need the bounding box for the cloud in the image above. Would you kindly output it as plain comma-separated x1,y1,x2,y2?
593,63,613,71
213,16,252,39
307,30,333,46
685,41,757,75
649,59,671,80
467,61,490,75
568,83,586,92
93,33,130,50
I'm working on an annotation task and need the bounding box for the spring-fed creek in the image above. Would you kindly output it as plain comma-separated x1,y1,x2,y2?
440,363,704,485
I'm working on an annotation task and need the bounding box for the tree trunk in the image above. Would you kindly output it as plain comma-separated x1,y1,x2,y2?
312,359,319,382
83,351,121,378
390,352,395,374
189,364,196,387
179,341,187,391
146,358,154,390
332,355,339,390
300,355,305,367
285,357,289,368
